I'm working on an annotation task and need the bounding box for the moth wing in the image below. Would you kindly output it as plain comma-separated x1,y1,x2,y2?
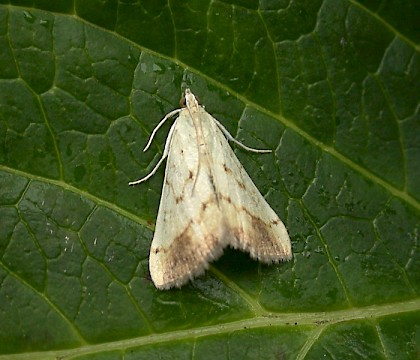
149,109,227,289
207,114,292,263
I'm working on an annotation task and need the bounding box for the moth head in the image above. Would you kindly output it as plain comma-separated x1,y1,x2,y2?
181,88,200,108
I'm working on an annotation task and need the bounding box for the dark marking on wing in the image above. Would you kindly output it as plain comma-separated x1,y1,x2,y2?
176,195,184,204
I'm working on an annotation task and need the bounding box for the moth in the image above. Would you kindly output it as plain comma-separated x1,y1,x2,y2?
130,89,292,289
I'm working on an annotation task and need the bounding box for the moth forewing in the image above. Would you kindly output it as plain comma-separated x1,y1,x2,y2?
130,89,292,290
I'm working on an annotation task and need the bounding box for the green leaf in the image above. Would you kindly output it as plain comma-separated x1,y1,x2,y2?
0,1,419,359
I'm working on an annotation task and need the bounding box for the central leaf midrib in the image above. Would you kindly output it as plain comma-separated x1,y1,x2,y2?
3,298,418,360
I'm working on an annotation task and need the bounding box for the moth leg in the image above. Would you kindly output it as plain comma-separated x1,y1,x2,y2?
144,109,182,152
212,117,271,154
129,120,177,186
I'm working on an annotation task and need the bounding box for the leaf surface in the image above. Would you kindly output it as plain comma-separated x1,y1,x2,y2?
0,1,419,359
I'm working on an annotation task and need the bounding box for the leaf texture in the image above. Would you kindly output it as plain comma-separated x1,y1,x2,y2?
0,1,419,359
